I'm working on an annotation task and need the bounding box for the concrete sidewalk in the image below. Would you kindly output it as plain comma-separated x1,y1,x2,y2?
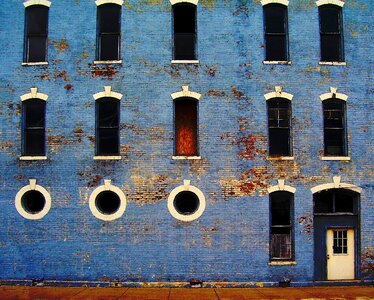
0,285,373,300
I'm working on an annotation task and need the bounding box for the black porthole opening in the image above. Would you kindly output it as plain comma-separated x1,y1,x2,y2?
95,191,121,215
21,190,46,214
173,191,200,215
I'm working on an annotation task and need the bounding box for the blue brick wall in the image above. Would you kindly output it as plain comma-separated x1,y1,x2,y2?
0,0,372,285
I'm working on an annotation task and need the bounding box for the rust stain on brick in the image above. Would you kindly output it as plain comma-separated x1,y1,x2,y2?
205,65,217,77
54,70,69,81
73,127,86,143
90,64,119,80
47,135,74,153
231,86,244,99
52,38,69,54
64,84,73,91
206,89,226,97
0,141,13,150
238,167,270,195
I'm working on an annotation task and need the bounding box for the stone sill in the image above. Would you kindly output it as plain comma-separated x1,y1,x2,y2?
269,261,297,266
263,61,291,65
19,156,47,161
319,61,346,66
172,156,201,160
93,156,122,160
22,62,48,66
93,60,122,65
171,60,199,64
320,156,351,161
267,156,294,161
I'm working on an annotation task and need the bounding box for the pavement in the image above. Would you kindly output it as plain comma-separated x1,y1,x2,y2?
0,285,373,300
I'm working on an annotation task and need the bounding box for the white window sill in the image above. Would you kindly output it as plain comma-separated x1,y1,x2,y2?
172,156,201,160
171,60,199,64
319,61,346,66
94,156,122,160
263,61,291,65
269,261,296,266
19,156,48,161
22,62,48,66
267,156,294,161
93,60,122,65
321,156,351,161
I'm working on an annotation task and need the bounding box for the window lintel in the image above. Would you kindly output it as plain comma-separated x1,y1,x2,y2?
320,87,348,102
264,86,293,101
93,86,123,101
170,0,198,5
20,88,48,101
24,0,51,8
316,0,344,7
261,0,289,6
267,179,296,194
171,85,201,101
95,0,123,6
311,176,362,194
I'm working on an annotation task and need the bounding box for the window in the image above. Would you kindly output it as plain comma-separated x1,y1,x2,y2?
323,99,347,156
173,3,197,60
270,191,294,260
314,189,357,214
22,99,46,156
267,98,292,156
319,5,344,62
174,97,198,156
96,97,120,156
263,4,289,61
24,5,49,63
97,4,121,61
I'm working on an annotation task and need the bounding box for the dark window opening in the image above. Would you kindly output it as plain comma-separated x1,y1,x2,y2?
263,4,288,61
270,192,293,260
97,4,121,61
314,189,357,214
173,191,200,215
95,191,121,215
323,99,347,156
24,5,48,63
174,98,198,156
333,230,348,254
319,5,344,62
173,4,197,60
268,98,291,156
21,190,46,214
22,99,46,156
96,97,120,156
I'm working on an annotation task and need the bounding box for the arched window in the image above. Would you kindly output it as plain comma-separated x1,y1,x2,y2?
22,99,46,156
96,3,122,61
23,2,50,63
173,3,197,60
174,97,198,156
267,98,292,156
314,188,358,214
319,4,344,62
323,99,347,156
96,97,120,156
263,3,289,62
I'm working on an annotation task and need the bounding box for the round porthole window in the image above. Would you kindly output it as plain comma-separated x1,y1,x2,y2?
15,179,52,220
89,180,127,221
168,180,206,222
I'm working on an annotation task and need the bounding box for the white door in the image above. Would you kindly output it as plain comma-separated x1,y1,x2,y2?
326,229,355,280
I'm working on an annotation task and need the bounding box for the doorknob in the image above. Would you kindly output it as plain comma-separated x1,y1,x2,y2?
327,254,330,260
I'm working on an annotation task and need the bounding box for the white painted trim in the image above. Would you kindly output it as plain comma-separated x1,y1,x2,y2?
319,61,346,66
267,156,294,161
261,0,289,6
321,156,351,161
171,85,201,101
15,179,51,220
267,179,296,194
93,60,122,65
170,0,198,5
24,0,51,8
20,88,48,101
167,180,206,222
311,176,362,194
172,156,201,160
19,156,47,161
263,61,292,65
316,0,344,7
269,261,296,265
95,0,123,6
171,60,200,64
264,86,293,101
93,156,121,160
93,86,123,101
319,87,348,101
22,62,48,66
89,180,127,221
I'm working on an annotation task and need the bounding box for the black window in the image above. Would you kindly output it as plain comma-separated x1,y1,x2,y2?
270,192,294,260
314,189,357,214
173,4,197,60
174,98,198,156
96,97,120,155
323,99,347,156
319,5,344,62
267,98,292,156
24,5,49,63
22,99,46,156
97,4,121,61
263,4,288,61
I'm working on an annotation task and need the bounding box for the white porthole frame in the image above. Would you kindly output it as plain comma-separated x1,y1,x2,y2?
15,179,51,220
167,180,206,222
89,179,127,221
